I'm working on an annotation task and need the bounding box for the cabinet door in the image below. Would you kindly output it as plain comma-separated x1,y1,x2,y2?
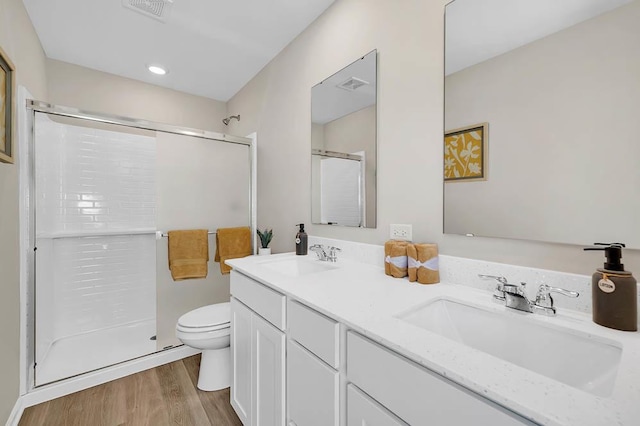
347,384,406,426
287,340,339,426
252,313,286,426
231,298,253,425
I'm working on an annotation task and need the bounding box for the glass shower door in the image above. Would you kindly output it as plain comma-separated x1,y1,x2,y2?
154,131,251,350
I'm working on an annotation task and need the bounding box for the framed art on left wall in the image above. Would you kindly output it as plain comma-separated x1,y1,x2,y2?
0,46,15,164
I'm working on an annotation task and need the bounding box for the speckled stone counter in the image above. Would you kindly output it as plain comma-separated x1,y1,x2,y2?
227,240,640,426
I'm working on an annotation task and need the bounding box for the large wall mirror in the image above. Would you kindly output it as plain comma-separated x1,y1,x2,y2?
311,50,377,228
444,0,640,248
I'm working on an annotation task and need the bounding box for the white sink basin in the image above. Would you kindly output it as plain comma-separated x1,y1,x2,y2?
259,257,340,277
397,297,622,397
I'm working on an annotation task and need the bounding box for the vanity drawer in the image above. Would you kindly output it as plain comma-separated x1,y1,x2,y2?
230,271,285,330
346,331,532,426
288,300,339,368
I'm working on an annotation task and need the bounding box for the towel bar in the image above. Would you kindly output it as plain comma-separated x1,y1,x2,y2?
157,230,216,240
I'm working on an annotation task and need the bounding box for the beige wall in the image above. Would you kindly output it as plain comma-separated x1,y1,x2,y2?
46,59,228,132
0,0,47,421
445,2,640,249
322,105,376,227
227,0,639,276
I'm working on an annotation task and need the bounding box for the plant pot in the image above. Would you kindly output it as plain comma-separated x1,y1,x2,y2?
258,247,272,256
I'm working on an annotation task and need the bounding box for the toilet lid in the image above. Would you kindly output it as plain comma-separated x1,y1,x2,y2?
177,302,230,329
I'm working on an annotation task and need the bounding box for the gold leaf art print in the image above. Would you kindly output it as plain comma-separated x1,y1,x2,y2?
444,123,487,182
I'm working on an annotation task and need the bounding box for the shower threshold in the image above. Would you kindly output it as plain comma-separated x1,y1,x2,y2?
36,319,157,386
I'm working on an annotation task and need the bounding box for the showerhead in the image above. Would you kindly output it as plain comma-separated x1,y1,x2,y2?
222,114,240,126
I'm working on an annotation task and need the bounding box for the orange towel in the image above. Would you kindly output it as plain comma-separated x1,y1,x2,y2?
215,227,252,274
384,240,409,278
168,229,209,281
407,243,440,284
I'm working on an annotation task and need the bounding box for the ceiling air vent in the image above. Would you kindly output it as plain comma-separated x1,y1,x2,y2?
337,77,369,92
122,0,173,22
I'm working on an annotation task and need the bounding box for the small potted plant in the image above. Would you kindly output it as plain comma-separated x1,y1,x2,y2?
257,228,273,255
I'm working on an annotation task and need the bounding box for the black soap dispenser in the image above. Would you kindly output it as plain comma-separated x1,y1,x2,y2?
584,243,637,331
295,224,308,255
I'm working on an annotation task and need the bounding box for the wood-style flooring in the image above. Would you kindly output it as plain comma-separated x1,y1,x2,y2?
19,355,243,426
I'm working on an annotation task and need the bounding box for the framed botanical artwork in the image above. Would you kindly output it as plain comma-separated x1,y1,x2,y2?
444,122,488,182
0,46,15,164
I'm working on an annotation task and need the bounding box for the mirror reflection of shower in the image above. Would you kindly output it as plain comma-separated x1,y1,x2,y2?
312,149,365,228
310,50,377,228
222,114,240,125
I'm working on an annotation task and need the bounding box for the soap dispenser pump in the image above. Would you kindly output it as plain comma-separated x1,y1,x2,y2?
295,224,308,255
584,243,637,331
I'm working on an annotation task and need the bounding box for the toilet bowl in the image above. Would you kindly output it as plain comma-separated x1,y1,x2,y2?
176,302,231,391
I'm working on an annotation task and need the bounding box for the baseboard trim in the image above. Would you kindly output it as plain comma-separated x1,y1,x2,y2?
9,345,199,425
5,398,24,426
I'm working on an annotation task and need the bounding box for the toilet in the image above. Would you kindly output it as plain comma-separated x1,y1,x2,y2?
176,302,231,391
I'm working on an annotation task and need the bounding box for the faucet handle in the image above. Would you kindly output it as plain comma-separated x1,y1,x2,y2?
478,274,508,302
309,244,327,260
535,284,579,311
478,274,508,285
328,246,341,262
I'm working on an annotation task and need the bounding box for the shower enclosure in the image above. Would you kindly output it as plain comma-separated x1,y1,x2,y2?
26,101,253,387
311,149,365,227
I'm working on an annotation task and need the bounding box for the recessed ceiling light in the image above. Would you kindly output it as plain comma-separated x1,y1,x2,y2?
147,64,167,75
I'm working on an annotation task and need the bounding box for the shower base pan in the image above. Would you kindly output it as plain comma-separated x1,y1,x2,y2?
36,319,157,386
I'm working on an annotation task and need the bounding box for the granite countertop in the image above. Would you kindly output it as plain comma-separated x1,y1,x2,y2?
226,252,640,426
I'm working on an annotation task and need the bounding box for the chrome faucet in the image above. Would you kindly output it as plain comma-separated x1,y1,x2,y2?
309,244,341,262
478,275,579,316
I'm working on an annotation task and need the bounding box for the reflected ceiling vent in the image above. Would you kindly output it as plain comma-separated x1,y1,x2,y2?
122,0,173,22
337,77,369,92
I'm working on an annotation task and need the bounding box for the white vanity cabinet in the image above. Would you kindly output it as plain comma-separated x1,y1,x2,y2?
230,272,286,426
229,269,533,426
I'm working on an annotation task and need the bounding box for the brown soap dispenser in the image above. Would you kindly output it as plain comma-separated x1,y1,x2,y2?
584,243,637,331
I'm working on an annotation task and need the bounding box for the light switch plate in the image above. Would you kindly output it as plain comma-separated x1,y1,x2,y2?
390,224,412,241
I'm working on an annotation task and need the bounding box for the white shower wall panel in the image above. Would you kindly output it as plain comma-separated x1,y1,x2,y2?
35,114,156,235
50,235,156,339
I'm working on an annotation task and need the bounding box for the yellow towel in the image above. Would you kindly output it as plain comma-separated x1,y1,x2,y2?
168,229,209,281
384,240,409,278
215,227,252,275
407,243,440,284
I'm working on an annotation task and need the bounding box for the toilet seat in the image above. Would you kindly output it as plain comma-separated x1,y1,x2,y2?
177,302,230,333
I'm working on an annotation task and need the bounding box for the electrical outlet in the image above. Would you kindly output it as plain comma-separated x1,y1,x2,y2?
390,224,412,241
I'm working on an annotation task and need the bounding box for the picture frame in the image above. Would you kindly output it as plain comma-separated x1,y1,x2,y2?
0,46,15,164
444,122,488,182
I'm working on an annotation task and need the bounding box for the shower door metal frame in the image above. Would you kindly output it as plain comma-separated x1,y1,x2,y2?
25,99,256,390
27,100,253,146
